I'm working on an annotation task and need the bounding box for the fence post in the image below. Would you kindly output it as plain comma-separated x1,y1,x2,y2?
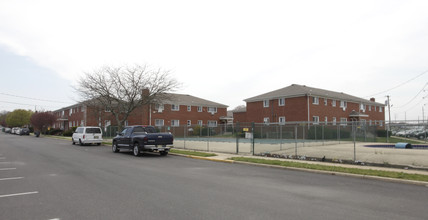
353,121,356,161
184,125,186,149
280,124,283,151
252,122,255,156
236,122,240,154
322,125,324,146
295,124,298,157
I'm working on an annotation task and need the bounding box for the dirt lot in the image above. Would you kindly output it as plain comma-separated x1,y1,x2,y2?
174,140,428,168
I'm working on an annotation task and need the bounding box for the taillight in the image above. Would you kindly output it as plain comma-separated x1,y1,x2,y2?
143,137,148,143
83,135,85,139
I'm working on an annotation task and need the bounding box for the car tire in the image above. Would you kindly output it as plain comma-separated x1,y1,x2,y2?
133,142,141,157
79,139,84,146
97,143,101,146
112,141,119,153
160,151,168,156
72,138,75,145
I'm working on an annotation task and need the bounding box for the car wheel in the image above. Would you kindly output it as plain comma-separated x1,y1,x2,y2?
79,139,84,146
97,143,101,146
133,142,141,157
72,138,75,145
160,151,168,156
112,141,119,153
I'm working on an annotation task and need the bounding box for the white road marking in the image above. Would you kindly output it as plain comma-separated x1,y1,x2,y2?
0,177,24,181
0,168,16,171
0,191,38,198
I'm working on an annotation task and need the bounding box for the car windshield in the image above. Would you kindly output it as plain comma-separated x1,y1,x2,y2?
86,128,101,133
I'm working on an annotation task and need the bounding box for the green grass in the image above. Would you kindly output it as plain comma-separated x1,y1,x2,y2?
230,157,428,182
170,149,217,157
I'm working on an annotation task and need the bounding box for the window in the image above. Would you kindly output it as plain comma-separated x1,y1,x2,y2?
105,107,111,112
69,108,72,116
279,117,286,125
312,97,319,105
69,122,72,128
340,118,347,126
374,106,377,112
325,116,328,124
379,121,383,126
208,107,217,113
368,105,372,111
171,104,179,111
312,116,319,124
379,107,383,112
187,106,191,112
187,120,191,126
208,121,217,127
263,100,269,108
197,106,203,112
263,117,270,124
171,120,180,127
332,100,336,107
198,120,203,126
360,103,365,112
278,98,285,106
155,119,164,126
81,120,84,126
369,120,372,126
332,117,337,125
156,104,164,112
324,99,328,106
340,100,347,108
124,120,128,126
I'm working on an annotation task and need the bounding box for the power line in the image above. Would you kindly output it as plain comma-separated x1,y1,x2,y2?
0,100,62,109
0,92,73,104
394,83,428,108
365,69,428,98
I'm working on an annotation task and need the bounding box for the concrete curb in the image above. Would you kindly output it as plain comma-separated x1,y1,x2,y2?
169,153,234,163
170,153,428,187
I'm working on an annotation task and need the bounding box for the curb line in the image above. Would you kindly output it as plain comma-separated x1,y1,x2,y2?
170,154,428,187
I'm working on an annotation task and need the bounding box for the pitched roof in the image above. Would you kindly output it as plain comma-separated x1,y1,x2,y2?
163,93,228,108
244,84,384,105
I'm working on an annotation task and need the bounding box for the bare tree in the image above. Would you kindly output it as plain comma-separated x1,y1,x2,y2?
30,111,57,133
76,64,180,131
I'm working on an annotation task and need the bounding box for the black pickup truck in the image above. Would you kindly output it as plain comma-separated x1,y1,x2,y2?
112,125,173,157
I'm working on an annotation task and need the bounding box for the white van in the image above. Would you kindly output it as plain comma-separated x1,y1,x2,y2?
72,127,103,146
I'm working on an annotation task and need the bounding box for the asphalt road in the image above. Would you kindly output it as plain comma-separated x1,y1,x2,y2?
0,133,427,220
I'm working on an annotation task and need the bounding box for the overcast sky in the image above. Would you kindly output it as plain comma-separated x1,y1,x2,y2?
1,0,428,121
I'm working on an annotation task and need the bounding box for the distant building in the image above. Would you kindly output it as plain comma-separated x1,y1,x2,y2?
234,84,385,126
52,93,228,131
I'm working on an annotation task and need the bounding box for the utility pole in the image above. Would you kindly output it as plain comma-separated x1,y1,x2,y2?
386,95,391,143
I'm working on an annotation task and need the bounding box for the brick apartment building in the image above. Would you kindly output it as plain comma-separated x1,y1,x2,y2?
234,84,385,126
52,93,228,131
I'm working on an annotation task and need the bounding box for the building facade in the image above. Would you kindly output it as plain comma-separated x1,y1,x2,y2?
234,84,385,126
52,93,228,131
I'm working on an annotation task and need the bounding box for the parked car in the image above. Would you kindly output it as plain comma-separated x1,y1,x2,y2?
19,128,30,135
112,125,173,157
4,128,11,133
11,127,20,134
415,131,428,140
72,127,103,146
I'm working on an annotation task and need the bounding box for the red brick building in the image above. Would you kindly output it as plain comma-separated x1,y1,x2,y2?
52,93,228,131
234,84,385,126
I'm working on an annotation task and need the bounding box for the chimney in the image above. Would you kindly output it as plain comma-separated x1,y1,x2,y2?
370,98,375,102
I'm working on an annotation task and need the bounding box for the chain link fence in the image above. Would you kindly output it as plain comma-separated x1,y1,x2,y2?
102,121,428,167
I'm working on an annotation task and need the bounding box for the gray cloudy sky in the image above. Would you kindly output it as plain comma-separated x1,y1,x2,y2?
1,0,428,121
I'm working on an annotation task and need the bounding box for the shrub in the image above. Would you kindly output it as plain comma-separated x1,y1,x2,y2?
376,129,391,137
